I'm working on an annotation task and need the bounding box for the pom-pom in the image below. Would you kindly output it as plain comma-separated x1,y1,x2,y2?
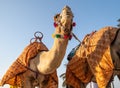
52,34,55,38
69,35,72,40
64,35,69,39
56,34,61,38
54,22,58,27
72,22,76,27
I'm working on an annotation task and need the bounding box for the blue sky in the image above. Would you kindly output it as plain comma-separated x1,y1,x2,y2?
0,0,120,88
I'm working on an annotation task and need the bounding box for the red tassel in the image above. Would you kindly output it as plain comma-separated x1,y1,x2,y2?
72,22,76,27
64,35,69,39
54,22,58,27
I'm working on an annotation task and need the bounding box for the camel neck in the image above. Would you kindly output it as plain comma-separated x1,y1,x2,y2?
50,38,69,57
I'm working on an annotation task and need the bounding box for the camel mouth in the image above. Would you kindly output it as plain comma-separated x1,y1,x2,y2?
60,5,74,18
65,12,73,17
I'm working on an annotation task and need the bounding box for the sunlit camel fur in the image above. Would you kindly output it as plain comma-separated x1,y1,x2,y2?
22,6,74,88
66,27,120,88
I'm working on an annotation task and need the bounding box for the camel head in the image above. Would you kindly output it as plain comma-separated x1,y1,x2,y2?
54,6,74,36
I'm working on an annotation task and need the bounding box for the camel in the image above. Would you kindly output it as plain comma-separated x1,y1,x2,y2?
0,6,75,88
22,5,74,88
65,26,120,88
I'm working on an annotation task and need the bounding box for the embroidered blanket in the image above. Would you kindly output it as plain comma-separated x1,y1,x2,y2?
0,42,58,88
66,26,118,88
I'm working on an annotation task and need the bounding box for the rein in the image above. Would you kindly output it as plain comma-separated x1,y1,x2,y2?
72,33,81,43
17,59,39,79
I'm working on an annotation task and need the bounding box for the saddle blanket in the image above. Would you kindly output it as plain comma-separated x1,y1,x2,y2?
66,26,119,88
0,42,58,88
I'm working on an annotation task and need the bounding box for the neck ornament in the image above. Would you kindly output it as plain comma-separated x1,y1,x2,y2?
52,34,72,40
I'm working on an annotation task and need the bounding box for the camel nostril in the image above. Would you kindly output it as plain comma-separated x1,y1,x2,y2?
66,12,70,15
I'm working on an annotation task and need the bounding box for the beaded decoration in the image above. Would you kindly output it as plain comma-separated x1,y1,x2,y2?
52,34,72,40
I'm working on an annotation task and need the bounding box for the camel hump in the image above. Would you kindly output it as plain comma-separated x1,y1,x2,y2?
0,41,48,87
18,41,48,66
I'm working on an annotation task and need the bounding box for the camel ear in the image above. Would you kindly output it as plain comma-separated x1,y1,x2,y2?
54,14,60,22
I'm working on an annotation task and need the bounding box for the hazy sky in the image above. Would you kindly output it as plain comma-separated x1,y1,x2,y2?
0,0,120,88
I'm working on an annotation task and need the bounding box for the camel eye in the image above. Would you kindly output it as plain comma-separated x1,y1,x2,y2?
55,16,58,18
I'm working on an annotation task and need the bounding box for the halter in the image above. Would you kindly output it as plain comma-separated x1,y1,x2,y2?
52,33,72,40
53,19,76,40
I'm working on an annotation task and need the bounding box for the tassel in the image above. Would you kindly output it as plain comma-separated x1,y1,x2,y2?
72,22,76,27
64,35,69,39
53,22,58,27
52,34,55,38
56,34,61,38
69,35,72,40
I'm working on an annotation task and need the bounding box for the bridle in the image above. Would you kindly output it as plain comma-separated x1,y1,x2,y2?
53,13,76,40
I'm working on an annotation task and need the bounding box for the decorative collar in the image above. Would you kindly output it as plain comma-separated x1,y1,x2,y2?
54,21,76,28
52,34,72,40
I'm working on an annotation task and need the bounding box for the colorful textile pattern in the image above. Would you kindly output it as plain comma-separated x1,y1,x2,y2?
66,26,118,88
46,71,58,88
0,42,58,88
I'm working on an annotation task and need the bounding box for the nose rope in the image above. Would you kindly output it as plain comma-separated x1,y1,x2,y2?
72,33,81,43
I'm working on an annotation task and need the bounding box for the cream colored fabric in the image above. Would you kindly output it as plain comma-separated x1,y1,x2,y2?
66,26,118,88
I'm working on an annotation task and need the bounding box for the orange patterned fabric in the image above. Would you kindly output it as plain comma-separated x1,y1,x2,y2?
66,26,118,88
46,71,58,88
0,42,58,88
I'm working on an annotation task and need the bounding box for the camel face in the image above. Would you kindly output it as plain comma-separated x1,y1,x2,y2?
60,6,74,34
54,6,74,35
